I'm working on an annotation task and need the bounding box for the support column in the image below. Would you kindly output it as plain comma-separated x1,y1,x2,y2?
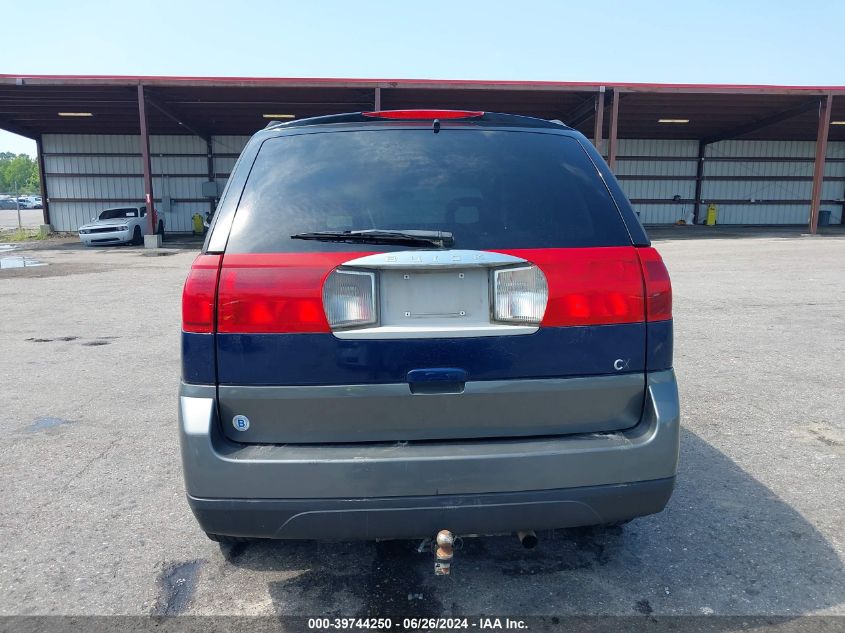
206,139,216,214
809,94,833,234
841,183,845,225
607,90,620,171
137,84,156,238
35,135,50,227
374,86,382,111
593,87,605,153
692,141,706,225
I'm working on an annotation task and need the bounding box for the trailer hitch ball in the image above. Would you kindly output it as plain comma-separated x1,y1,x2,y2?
434,530,454,576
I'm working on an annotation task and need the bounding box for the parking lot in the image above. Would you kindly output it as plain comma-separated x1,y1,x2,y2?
0,228,843,618
0,208,43,230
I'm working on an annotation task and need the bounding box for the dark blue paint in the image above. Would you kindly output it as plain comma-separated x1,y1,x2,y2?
214,323,647,386
647,320,673,371
182,332,216,384
407,368,468,383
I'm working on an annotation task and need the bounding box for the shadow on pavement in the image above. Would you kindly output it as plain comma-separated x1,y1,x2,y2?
218,429,844,616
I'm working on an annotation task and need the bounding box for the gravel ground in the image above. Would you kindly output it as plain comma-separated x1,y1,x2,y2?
0,230,842,619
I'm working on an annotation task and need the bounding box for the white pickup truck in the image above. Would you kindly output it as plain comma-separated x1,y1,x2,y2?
78,205,164,246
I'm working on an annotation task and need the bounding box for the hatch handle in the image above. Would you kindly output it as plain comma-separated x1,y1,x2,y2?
407,368,467,394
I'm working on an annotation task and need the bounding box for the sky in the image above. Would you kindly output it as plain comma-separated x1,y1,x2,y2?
3,0,845,156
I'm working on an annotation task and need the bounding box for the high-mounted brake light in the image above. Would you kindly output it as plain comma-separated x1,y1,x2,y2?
182,254,222,333
637,247,672,321
362,110,484,120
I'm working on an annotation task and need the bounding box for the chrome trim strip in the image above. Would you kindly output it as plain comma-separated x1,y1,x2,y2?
342,250,526,269
333,324,538,339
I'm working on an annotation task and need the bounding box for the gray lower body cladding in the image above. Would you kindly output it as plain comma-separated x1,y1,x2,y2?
188,478,675,540
217,373,645,443
179,370,680,540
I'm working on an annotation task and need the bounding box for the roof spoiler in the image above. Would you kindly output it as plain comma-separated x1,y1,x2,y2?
265,111,573,130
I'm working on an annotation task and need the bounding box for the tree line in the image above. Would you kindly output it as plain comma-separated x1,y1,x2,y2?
0,153,40,194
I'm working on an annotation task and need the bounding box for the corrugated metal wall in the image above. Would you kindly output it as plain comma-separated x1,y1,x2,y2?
43,134,845,231
615,139,699,224
42,134,250,232
616,139,845,225
700,140,845,224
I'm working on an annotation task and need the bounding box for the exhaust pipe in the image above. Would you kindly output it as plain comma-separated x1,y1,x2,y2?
517,530,538,549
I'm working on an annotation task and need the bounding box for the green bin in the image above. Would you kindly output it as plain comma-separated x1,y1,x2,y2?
818,210,832,226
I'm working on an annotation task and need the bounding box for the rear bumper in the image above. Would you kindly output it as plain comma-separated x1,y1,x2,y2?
188,478,675,540
179,369,680,539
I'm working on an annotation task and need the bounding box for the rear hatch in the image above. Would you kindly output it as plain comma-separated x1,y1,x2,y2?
211,117,653,444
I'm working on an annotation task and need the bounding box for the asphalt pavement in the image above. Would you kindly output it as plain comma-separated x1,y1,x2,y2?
0,230,842,619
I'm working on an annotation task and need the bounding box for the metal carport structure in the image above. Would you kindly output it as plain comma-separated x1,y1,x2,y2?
1,74,844,234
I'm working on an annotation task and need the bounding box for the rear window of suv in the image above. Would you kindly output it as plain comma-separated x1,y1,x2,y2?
225,128,631,253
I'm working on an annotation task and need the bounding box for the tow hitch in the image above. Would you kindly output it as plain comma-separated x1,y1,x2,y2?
434,530,454,576
427,529,538,575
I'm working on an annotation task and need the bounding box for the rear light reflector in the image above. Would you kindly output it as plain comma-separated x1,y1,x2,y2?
637,247,672,321
493,265,548,325
362,109,484,120
323,269,377,329
182,254,222,333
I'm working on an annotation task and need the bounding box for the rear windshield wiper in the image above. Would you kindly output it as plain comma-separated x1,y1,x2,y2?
290,229,454,248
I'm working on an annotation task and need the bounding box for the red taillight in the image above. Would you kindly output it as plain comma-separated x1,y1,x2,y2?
210,247,665,333
637,247,672,321
216,253,370,333
362,109,484,120
182,254,222,333
495,247,646,326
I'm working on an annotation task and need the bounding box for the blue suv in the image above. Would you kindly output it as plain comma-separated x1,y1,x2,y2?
179,110,679,543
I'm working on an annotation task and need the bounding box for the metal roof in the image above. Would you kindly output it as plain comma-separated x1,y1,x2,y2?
2,74,844,141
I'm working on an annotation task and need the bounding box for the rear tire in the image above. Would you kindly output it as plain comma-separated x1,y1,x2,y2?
131,226,142,245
